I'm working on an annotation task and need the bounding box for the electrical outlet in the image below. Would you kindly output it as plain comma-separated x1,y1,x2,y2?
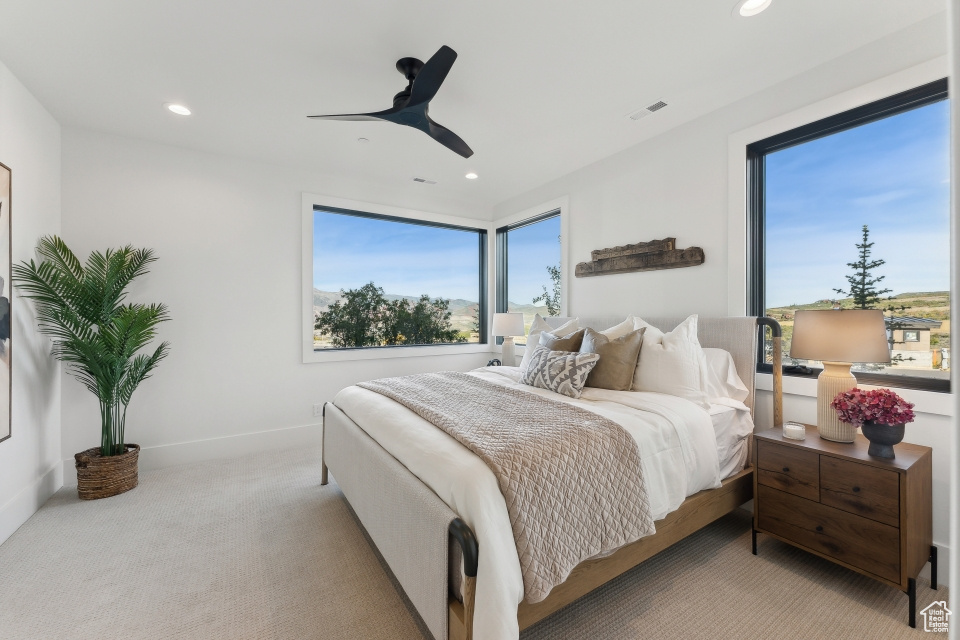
313,403,323,417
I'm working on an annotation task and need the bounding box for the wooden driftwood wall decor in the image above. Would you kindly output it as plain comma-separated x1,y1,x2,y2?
575,238,704,278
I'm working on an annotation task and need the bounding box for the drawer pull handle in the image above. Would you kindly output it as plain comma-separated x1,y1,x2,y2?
852,486,861,493
815,525,824,532
782,467,790,473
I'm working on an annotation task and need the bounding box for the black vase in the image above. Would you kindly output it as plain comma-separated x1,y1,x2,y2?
860,421,905,459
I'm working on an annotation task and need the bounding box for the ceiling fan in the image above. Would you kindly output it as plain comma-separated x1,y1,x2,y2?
309,45,473,158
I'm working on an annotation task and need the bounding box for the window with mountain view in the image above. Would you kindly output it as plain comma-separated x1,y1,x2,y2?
748,80,950,390
312,208,486,350
496,212,562,345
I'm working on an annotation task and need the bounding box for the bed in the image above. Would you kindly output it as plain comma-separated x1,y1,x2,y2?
321,316,783,640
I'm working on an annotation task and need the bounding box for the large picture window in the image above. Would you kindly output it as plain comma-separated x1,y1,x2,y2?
748,79,950,391
311,207,487,351
496,211,562,345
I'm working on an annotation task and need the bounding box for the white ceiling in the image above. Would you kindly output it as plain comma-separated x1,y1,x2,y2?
0,1,947,210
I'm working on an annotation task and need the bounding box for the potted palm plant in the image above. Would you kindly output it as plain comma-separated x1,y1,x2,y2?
13,236,170,499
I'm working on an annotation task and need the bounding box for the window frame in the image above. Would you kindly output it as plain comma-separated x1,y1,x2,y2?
746,78,950,393
302,193,490,362
495,208,564,345
495,209,562,312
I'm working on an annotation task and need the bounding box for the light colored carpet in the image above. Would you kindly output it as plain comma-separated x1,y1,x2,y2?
0,446,945,639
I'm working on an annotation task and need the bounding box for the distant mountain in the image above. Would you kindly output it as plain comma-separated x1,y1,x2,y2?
312,289,343,309
312,288,550,333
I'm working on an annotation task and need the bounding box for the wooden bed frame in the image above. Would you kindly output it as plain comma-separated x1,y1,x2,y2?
322,317,783,640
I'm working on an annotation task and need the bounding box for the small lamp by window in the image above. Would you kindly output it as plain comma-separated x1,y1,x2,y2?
790,309,890,442
492,312,525,365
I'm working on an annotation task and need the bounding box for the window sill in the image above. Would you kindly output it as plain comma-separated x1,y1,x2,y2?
756,372,952,417
302,342,495,363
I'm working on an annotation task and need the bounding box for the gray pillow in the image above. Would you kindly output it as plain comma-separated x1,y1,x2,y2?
580,327,645,391
520,346,600,399
538,328,585,352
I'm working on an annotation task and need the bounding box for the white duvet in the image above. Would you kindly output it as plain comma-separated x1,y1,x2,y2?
333,366,732,640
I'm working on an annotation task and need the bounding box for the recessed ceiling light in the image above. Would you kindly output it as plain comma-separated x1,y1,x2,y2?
465,172,478,180
734,0,771,17
164,103,191,116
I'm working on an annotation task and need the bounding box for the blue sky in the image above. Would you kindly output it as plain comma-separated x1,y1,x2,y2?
314,212,481,301
314,211,561,304
766,100,950,308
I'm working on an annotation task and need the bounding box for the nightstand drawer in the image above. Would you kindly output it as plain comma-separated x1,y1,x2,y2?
820,456,900,527
757,440,819,501
757,485,901,583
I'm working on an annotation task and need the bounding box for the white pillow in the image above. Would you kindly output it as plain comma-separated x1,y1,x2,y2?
519,314,578,372
703,348,750,403
599,317,635,340
631,314,710,408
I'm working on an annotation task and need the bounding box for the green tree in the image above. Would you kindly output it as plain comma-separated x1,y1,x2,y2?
314,282,387,347
470,305,481,335
383,295,464,345
833,225,892,309
315,282,465,347
533,235,561,316
831,226,915,367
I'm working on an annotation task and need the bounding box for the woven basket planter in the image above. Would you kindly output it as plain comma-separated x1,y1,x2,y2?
74,444,140,500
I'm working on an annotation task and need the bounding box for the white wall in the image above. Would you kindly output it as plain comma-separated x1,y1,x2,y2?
0,60,62,544
60,129,493,481
494,16,953,582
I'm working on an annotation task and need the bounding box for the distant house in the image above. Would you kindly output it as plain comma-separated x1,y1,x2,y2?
886,316,943,369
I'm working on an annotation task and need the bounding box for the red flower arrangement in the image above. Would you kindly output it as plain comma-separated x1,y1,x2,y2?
830,388,916,427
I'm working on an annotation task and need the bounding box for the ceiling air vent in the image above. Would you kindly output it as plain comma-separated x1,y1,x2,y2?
412,177,437,184
626,99,669,121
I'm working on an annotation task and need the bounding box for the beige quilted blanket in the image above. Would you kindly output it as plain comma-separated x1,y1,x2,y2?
357,371,655,603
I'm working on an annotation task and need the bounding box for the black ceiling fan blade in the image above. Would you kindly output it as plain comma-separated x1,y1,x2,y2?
407,45,458,106
426,116,473,158
307,106,400,121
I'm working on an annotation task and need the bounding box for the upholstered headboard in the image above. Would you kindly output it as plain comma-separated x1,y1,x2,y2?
543,315,763,417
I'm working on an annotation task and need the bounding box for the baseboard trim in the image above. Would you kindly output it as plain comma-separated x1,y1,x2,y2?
0,461,63,546
62,422,323,486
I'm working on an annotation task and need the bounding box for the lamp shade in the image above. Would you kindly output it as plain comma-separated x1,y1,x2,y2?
491,312,525,337
789,309,891,364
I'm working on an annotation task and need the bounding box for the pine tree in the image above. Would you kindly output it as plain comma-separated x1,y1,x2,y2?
833,225,891,309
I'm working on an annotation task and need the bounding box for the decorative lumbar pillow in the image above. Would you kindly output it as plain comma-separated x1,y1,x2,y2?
580,327,645,391
519,314,578,372
631,314,710,408
539,328,585,352
520,346,600,399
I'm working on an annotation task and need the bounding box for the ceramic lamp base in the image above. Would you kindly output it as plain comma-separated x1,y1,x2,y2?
501,337,516,366
817,361,857,443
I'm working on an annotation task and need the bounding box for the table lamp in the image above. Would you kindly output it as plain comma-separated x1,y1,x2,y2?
492,312,525,365
789,309,890,442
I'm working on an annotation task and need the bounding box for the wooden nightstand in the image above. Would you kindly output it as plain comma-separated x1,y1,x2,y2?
752,425,936,627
